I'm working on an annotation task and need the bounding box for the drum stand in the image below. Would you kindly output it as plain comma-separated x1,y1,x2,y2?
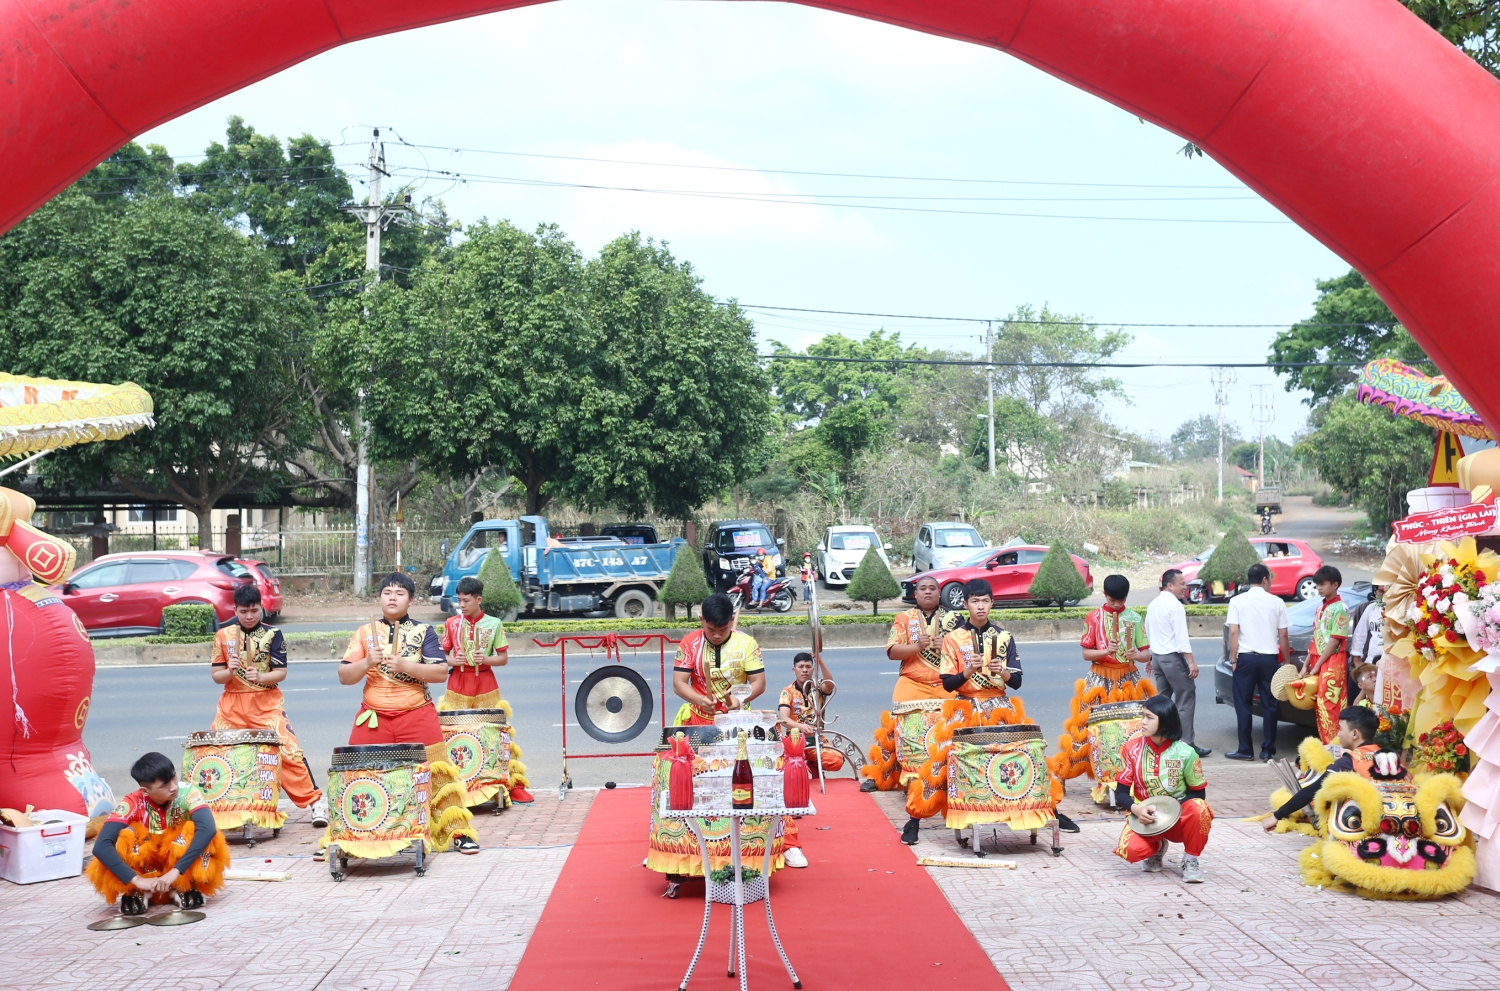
239,822,280,849
958,818,1064,858
326,840,426,882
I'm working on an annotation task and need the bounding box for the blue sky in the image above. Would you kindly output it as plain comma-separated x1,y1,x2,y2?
137,0,1344,445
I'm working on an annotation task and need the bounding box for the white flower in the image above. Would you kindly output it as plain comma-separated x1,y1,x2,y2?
1410,604,1425,622
1429,623,1442,638
1445,573,1459,587
1436,597,1451,613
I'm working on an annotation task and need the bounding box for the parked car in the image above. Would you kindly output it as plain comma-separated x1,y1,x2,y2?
60,551,256,637
1169,537,1324,604
600,523,660,545
903,544,1095,612
1213,582,1372,729
912,522,988,573
702,520,784,592
235,558,284,621
815,525,891,587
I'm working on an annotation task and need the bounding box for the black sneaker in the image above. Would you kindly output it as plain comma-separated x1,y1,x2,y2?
900,818,921,845
120,893,146,916
859,779,879,793
1225,751,1255,761
454,835,480,855
181,888,204,910
1193,746,1212,758
1055,812,1081,833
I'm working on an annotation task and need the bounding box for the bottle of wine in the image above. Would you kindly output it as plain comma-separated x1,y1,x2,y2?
732,731,754,810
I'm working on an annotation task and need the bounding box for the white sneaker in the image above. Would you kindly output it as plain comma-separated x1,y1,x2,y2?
784,847,809,868
310,797,329,829
1181,855,1203,883
1142,850,1164,873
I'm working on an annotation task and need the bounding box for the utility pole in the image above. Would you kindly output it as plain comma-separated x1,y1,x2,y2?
347,129,409,595
1251,385,1274,488
986,321,996,476
1210,368,1235,503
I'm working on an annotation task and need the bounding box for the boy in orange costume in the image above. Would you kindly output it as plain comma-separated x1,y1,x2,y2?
209,583,327,827
86,752,229,914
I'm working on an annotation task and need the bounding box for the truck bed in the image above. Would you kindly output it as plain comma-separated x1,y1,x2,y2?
536,542,678,584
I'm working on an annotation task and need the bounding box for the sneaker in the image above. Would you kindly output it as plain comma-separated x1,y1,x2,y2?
1182,855,1203,883
180,888,205,910
1224,751,1255,762
1142,850,1165,873
454,835,481,855
310,797,329,828
859,779,879,793
1055,812,1081,834
783,847,809,868
509,785,535,805
900,818,921,845
120,893,146,916
1192,745,1212,758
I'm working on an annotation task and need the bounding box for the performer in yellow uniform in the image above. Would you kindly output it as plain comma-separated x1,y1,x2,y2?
208,583,327,828
1049,574,1155,802
671,592,766,724
337,572,479,854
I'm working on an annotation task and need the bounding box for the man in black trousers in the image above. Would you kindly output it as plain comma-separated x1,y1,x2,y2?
1225,563,1292,761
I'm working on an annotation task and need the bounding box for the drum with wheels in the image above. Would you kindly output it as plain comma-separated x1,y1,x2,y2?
1087,700,1145,807
437,708,512,809
182,729,282,846
325,743,430,880
945,725,1062,856
891,699,948,788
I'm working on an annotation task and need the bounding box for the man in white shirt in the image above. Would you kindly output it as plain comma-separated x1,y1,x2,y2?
1348,584,1384,669
1144,569,1210,756
1224,563,1291,762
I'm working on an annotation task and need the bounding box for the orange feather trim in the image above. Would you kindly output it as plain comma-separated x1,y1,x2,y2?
861,710,902,791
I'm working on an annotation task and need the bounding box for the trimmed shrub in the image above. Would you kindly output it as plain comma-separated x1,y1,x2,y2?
1027,544,1090,610
162,603,216,637
846,546,901,615
659,544,712,620
1196,527,1261,594
478,547,525,618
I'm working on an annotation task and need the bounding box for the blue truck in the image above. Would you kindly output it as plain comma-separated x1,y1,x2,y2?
428,516,685,620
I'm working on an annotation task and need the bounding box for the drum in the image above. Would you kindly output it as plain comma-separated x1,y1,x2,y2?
1087,700,1144,801
437,708,512,806
892,699,948,787
646,740,784,876
181,729,282,830
327,744,430,859
945,726,1053,830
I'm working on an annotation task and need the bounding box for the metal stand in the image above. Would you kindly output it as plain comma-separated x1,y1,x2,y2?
960,818,1064,858
666,803,812,991
327,840,425,881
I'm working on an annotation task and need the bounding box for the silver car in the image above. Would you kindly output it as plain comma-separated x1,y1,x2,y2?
912,521,988,574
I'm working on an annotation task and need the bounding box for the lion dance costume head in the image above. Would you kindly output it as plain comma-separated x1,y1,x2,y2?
1298,748,1476,899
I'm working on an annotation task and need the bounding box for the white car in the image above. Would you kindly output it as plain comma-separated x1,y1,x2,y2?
816,525,890,587
912,521,988,573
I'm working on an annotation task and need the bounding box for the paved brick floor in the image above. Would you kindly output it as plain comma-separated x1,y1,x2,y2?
873,759,1500,991
6,762,1500,990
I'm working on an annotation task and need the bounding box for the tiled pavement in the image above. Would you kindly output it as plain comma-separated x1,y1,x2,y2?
6,764,1500,990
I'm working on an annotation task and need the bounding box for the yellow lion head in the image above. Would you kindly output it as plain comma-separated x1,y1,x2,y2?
1300,771,1475,899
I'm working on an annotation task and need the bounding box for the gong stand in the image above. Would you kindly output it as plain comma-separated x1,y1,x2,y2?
531,632,679,799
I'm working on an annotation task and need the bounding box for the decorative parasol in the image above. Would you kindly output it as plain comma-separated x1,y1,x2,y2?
1355,358,1493,440
0,372,154,462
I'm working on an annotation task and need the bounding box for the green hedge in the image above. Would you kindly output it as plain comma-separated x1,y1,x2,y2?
144,634,217,644
161,603,217,637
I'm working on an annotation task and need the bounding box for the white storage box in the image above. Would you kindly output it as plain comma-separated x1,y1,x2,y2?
0,809,88,884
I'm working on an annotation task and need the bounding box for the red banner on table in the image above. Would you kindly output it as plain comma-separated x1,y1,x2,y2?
1392,503,1498,544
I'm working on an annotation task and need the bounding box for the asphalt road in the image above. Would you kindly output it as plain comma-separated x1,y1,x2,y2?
83,636,1314,800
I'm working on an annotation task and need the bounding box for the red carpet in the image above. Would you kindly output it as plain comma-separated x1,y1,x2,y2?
509,778,1009,991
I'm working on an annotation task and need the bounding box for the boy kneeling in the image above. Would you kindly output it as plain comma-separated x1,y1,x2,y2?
86,752,229,914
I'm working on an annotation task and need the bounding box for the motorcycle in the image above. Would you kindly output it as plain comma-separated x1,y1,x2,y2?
1260,508,1274,534
726,562,796,613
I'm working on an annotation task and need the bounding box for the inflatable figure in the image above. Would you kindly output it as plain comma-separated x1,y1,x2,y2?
0,373,153,820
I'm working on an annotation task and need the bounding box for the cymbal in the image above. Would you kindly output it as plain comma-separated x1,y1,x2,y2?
1128,795,1182,837
86,915,147,931
144,909,206,926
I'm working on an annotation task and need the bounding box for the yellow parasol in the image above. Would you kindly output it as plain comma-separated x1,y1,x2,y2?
0,372,154,462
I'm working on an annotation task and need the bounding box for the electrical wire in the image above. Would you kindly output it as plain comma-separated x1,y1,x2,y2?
755,354,1388,368
739,303,1400,329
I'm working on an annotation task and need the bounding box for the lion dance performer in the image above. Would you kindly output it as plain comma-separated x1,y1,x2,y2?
208,582,327,828
1050,573,1155,803
1113,694,1212,883
337,572,479,854
86,752,229,915
438,575,532,804
1303,565,1351,744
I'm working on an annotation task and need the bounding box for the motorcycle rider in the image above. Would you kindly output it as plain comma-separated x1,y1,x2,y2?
749,547,771,608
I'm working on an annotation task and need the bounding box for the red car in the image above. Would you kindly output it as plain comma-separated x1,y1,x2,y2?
60,550,255,637
236,558,284,621
902,544,1095,612
1169,537,1324,603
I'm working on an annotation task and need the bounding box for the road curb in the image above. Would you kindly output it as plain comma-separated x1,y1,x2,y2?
89,615,1225,667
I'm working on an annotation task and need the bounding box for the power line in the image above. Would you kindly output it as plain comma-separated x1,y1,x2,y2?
757,354,1380,368
740,303,1399,329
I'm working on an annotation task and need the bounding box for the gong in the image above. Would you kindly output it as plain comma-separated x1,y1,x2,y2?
575,665,654,744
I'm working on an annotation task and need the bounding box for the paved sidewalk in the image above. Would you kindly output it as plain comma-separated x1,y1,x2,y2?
874,759,1500,991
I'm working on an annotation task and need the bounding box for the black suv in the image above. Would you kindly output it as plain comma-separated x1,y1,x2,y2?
702,519,785,592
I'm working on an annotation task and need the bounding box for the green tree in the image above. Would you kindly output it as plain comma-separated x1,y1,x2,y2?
994,306,1130,415
477,544,524,618
1269,270,1428,405
1027,544,1090,610
1170,414,1242,461
1298,393,1433,531
845,546,901,615
659,544,712,620
0,188,314,549
1400,0,1500,78
1197,528,1261,592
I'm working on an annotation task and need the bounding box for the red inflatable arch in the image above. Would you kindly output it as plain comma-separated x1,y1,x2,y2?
4,0,1500,416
